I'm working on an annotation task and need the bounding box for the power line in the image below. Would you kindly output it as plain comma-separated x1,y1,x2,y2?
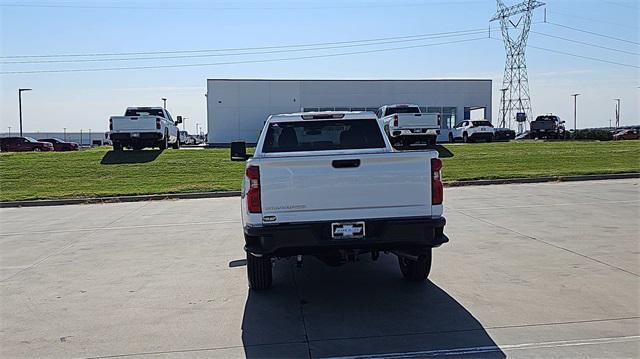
545,9,638,30
527,44,639,68
0,30,490,64
490,37,639,69
0,37,488,75
546,21,640,45
530,31,640,55
0,27,494,59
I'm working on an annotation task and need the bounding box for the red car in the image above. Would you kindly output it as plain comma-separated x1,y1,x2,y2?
38,138,79,151
0,137,54,152
613,129,640,141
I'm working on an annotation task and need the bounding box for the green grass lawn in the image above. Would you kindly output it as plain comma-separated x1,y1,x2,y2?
0,141,638,201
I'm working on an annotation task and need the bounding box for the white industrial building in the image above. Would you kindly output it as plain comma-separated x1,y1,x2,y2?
206,79,492,144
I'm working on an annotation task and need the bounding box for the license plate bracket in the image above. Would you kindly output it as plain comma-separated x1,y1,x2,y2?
331,222,365,239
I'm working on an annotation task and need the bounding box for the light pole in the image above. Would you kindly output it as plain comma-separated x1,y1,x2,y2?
571,94,580,132
499,88,508,128
88,128,92,146
18,88,32,136
613,99,620,128
161,98,167,109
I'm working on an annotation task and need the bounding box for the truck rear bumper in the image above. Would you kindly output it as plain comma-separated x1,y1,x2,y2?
110,132,162,141
244,216,447,256
390,129,440,137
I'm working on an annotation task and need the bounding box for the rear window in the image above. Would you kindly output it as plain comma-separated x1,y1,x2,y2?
385,107,420,116
535,116,558,122
125,108,164,117
262,119,386,153
472,121,493,127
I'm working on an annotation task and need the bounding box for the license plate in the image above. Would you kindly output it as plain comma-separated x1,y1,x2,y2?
331,222,365,239
131,133,140,137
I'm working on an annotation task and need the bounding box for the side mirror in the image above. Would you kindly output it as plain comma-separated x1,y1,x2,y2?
175,116,183,125
230,141,249,161
560,121,566,124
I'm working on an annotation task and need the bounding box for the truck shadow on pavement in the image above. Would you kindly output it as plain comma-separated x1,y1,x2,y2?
100,150,163,164
241,255,504,358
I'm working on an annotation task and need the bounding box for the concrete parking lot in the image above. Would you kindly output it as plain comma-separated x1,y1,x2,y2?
1,179,638,358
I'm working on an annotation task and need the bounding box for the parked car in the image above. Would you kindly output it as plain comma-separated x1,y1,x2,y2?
613,128,640,141
179,131,196,145
38,138,79,151
376,104,440,146
493,127,516,141
232,111,448,290
530,115,566,139
0,137,54,152
450,120,495,143
109,107,182,151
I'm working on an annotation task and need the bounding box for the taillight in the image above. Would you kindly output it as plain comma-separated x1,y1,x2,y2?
393,114,399,127
109,118,113,131
156,119,161,129
431,158,443,205
246,166,261,213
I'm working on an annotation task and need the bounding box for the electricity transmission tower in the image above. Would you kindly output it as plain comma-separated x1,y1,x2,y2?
491,0,544,133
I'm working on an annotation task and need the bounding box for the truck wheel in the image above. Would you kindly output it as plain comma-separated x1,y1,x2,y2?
247,253,272,290
159,131,168,150
463,132,469,143
172,134,180,149
398,249,432,281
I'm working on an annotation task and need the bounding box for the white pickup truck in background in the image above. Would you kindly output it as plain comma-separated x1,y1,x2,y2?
376,104,440,147
232,111,448,290
109,107,182,151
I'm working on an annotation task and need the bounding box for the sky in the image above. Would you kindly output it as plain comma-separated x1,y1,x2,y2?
0,0,638,135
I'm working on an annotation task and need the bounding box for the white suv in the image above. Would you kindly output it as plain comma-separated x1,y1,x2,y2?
450,120,495,143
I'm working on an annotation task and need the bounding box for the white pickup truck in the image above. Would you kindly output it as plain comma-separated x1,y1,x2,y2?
232,111,448,290
109,107,182,151
376,104,440,147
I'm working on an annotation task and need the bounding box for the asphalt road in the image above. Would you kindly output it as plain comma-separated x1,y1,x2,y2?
1,179,638,358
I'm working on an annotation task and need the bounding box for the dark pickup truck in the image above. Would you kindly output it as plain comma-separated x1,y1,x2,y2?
530,115,567,139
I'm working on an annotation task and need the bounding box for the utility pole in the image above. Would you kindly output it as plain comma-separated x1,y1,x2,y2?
88,128,92,147
571,93,580,131
7,126,11,136
18,88,32,136
499,88,508,128
614,99,620,128
63,127,67,141
80,129,83,147
492,0,544,131
161,98,167,109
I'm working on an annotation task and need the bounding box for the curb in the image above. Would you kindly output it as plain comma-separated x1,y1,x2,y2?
0,191,241,208
1,173,638,208
444,172,640,187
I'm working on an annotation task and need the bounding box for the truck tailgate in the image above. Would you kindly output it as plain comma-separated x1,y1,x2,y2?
259,152,433,223
398,113,438,128
111,116,158,132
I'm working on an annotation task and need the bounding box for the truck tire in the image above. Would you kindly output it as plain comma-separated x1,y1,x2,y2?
398,249,432,281
113,142,123,152
172,134,180,149
159,131,168,150
247,253,272,290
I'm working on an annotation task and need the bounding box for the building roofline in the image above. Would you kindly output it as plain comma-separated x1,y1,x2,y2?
206,78,492,82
